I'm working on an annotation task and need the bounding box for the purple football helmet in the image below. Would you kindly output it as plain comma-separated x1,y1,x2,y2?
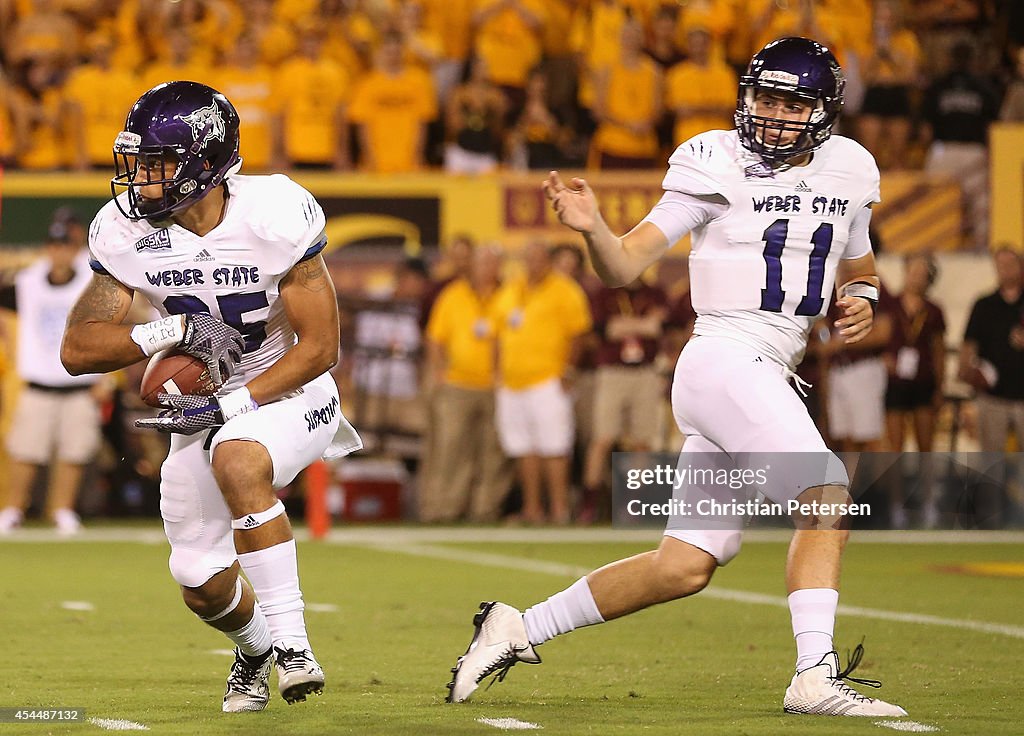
112,81,240,221
735,37,844,162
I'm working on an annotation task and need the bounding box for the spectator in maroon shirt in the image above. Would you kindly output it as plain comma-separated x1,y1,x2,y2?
885,253,947,527
580,278,670,522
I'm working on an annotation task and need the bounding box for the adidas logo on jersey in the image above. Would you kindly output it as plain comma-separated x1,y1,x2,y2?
795,180,813,192
193,249,215,262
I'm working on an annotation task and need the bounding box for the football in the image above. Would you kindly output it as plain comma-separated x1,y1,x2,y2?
140,349,218,408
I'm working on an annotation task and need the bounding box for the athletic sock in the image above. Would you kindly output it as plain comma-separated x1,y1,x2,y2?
522,577,604,646
789,587,839,672
236,539,310,650
227,605,273,660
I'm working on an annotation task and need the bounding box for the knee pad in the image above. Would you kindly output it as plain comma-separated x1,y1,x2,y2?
168,547,232,589
664,529,743,566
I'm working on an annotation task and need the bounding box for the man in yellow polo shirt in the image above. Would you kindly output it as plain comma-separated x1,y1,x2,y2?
422,245,511,523
493,242,592,525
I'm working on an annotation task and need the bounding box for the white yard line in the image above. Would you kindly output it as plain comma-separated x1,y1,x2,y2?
477,717,543,730
60,601,95,611
88,718,150,731
359,542,1024,641
874,720,940,732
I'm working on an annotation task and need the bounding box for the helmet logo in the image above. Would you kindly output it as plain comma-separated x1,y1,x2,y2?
180,103,226,148
759,69,800,86
179,180,197,194
114,131,141,154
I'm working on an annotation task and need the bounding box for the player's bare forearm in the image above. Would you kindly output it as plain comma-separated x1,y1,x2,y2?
61,273,143,374
582,219,634,286
244,255,339,405
833,253,880,344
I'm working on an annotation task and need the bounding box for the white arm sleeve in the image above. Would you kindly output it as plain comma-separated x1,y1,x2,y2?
640,191,727,244
842,206,873,260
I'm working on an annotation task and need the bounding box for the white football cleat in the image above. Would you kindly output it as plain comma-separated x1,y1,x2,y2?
0,507,23,535
274,641,325,704
784,647,907,717
222,649,272,713
446,601,541,703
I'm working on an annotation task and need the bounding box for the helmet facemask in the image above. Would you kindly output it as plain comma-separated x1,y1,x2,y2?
734,37,844,164
738,87,826,162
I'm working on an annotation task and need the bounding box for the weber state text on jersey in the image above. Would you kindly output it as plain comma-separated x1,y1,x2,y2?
662,129,878,369
88,173,327,391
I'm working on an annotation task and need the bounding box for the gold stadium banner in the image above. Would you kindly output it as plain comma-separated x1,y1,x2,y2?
0,168,965,253
991,123,1024,251
500,171,691,252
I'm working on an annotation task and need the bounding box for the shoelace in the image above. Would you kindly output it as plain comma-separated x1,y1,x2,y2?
227,655,265,692
275,646,311,674
831,640,882,702
479,645,520,690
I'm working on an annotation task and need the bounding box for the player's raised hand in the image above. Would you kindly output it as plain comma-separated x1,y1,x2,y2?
834,295,874,344
543,171,599,234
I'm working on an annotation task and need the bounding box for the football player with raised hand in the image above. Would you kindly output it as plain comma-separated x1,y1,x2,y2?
60,81,362,712
446,38,907,717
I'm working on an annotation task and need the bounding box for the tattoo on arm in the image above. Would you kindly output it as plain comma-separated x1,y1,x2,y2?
290,256,329,294
67,275,130,326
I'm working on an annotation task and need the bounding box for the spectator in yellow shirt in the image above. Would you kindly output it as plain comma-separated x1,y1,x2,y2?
139,33,213,95
665,28,738,148
7,0,78,66
9,57,65,170
213,34,278,172
349,32,437,173
590,18,663,169
671,0,736,61
472,0,546,116
421,0,477,101
396,0,444,75
63,35,139,171
423,245,511,522
248,0,298,67
493,241,592,525
273,28,352,170
858,0,922,170
569,0,633,128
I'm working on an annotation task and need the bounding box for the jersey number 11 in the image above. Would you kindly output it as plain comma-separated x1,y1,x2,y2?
759,218,833,317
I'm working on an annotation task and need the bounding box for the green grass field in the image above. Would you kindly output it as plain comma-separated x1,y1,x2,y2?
1,527,1022,735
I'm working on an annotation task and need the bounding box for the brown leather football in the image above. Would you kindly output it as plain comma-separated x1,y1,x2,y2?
140,349,218,408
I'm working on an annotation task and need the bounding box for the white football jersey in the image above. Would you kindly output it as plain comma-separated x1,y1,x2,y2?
658,129,879,368
88,174,327,392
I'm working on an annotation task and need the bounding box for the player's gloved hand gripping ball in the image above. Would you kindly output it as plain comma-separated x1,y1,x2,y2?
130,312,245,386
136,390,258,435
131,312,256,434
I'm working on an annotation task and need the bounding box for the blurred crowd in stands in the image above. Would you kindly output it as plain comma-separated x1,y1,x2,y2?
2,0,1024,532
0,212,1022,533
1,0,1023,179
